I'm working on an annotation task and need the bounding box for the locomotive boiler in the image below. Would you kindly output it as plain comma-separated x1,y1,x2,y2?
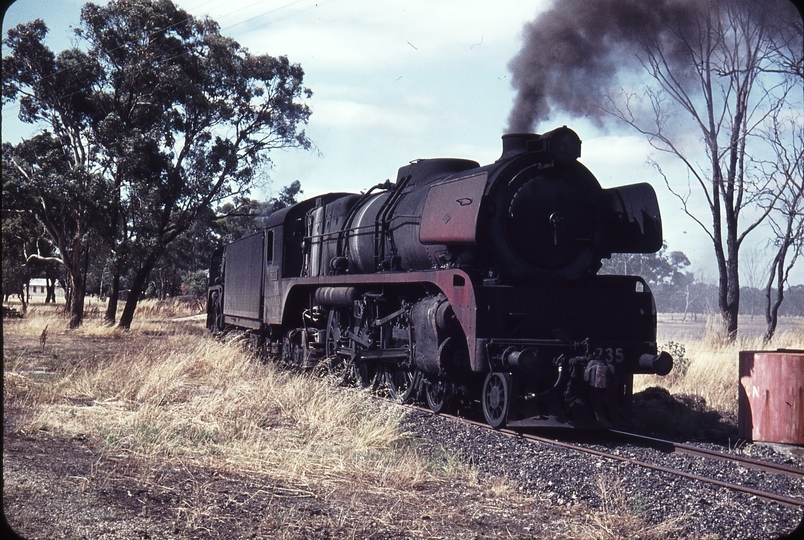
207,126,672,428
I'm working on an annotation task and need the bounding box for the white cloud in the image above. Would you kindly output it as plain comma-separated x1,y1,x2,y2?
312,98,431,132
177,0,545,72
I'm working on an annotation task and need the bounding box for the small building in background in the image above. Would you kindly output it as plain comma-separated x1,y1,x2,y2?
28,278,65,301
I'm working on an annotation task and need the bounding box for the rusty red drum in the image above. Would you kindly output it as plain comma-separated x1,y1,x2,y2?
739,350,804,445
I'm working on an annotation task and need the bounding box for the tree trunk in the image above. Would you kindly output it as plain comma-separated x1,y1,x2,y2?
69,274,86,329
764,283,782,344
105,176,123,325
17,285,28,314
104,272,120,324
45,265,57,303
63,282,73,314
724,237,740,342
45,276,55,303
682,283,691,322
763,240,790,343
712,234,733,341
118,255,156,330
67,243,90,329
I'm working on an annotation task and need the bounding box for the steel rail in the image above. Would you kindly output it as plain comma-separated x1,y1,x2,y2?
407,406,804,509
609,430,804,480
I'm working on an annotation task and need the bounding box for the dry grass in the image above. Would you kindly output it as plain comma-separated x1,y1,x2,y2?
4,312,436,492
4,301,690,538
637,314,803,418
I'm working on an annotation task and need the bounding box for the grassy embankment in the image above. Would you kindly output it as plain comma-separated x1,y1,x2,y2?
630,313,803,439
4,300,443,483
646,313,802,413
9,300,799,535
4,299,686,538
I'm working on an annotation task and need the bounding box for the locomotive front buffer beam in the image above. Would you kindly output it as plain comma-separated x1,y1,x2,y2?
475,338,673,428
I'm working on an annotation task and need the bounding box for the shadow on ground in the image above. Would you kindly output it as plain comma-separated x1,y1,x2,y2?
631,386,738,443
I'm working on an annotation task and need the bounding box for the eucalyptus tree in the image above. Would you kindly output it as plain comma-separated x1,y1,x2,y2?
3,0,313,328
2,16,110,327
1,160,39,309
214,180,303,243
600,244,693,313
2,134,110,327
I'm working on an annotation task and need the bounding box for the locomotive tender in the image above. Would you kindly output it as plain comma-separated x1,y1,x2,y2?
207,126,672,428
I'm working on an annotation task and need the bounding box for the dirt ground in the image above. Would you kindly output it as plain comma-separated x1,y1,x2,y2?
3,419,580,540
2,326,576,540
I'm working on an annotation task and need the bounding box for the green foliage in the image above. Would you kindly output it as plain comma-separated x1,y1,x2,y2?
600,243,706,314
600,243,690,287
214,180,303,242
2,0,314,327
181,270,208,298
660,341,691,380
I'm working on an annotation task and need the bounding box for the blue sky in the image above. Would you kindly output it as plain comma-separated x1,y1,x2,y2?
3,0,802,286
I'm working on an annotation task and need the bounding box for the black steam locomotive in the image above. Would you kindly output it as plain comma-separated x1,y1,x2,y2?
207,127,672,428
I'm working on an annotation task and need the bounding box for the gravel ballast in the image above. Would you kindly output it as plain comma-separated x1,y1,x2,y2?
403,408,804,539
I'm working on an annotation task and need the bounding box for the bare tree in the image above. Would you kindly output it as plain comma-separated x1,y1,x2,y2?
756,103,804,341
602,0,799,340
740,246,767,320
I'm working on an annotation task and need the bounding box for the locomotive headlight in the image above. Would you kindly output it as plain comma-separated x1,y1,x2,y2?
543,126,582,164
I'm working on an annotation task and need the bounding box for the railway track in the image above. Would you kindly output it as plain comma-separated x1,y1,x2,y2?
609,430,804,481
406,404,804,509
516,428,804,509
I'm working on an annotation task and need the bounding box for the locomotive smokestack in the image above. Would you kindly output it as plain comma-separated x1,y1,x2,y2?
499,127,582,163
500,133,541,160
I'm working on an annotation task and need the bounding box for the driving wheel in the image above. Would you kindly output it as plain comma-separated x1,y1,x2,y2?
425,378,452,413
384,365,419,402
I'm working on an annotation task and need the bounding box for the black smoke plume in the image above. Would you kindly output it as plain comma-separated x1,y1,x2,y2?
505,0,799,133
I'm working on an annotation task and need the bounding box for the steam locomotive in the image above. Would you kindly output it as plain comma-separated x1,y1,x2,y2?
207,127,672,428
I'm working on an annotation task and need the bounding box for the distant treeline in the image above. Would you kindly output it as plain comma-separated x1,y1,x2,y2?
650,283,804,317
598,248,803,320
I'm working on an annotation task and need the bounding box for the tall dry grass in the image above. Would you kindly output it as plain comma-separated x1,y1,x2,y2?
3,304,470,492
4,302,685,537
637,315,804,417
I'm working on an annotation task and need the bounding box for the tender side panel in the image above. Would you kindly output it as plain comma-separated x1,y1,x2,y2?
223,231,265,322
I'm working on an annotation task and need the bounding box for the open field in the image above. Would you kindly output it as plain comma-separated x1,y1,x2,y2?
3,301,801,538
656,313,803,344
4,301,690,539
